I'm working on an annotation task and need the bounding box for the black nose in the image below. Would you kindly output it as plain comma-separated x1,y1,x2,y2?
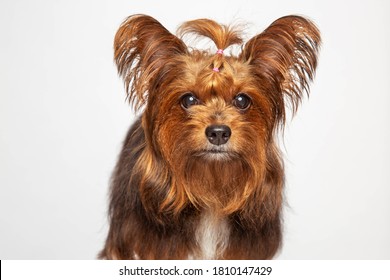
205,125,232,146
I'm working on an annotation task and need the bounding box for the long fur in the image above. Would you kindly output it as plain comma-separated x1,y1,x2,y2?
100,14,320,259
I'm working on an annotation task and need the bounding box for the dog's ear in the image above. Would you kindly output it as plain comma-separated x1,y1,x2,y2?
114,15,188,109
240,16,320,124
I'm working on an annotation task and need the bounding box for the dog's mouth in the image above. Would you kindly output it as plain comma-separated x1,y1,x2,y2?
195,147,238,160
206,149,228,154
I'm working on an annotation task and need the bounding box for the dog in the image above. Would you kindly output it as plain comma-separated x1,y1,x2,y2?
99,14,320,259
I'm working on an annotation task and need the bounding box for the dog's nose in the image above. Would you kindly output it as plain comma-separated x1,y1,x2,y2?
205,125,231,145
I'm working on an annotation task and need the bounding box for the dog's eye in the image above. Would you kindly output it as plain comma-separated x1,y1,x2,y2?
181,93,199,109
233,93,251,110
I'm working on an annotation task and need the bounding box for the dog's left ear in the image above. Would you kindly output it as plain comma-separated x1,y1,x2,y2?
114,15,188,109
240,16,321,122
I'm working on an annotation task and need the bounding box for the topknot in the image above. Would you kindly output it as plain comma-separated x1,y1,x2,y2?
177,18,243,50
177,19,244,72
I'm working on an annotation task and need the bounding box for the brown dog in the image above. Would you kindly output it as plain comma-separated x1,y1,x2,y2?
100,14,320,259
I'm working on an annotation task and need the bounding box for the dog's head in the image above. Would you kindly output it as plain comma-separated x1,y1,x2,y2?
114,14,320,215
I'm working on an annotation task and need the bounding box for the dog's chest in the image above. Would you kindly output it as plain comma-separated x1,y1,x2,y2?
194,211,230,259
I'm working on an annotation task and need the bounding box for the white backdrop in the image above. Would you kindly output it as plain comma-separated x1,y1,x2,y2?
1,0,389,259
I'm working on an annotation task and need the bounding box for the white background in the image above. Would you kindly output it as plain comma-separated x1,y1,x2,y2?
1,0,389,259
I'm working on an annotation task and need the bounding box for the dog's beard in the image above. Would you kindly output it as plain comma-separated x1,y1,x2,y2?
174,153,263,215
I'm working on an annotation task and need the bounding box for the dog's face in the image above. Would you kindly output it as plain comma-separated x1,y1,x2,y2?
154,56,270,166
114,15,320,213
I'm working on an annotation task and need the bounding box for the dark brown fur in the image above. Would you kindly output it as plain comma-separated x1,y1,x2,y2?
100,14,320,259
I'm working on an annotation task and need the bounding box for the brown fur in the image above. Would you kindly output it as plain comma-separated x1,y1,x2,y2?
99,14,320,259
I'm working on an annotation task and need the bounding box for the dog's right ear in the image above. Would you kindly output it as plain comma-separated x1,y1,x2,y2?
114,15,188,109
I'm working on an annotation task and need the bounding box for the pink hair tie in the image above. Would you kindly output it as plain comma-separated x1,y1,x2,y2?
212,67,220,72
216,49,224,55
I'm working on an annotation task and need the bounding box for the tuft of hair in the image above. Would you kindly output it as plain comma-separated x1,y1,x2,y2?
177,18,243,51
178,19,244,72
